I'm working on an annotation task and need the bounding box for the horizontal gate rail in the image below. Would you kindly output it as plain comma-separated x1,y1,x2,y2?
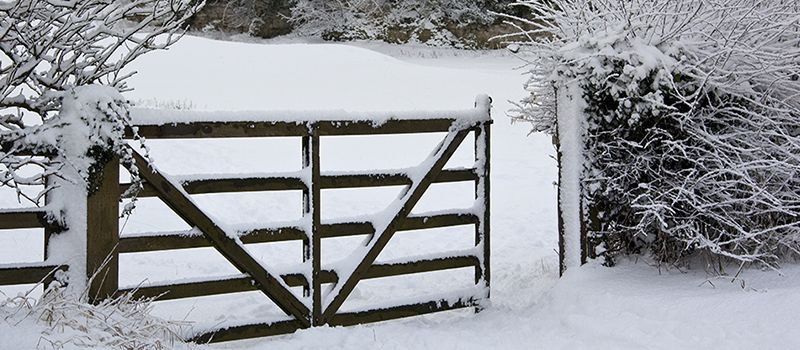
329,296,480,327
116,253,478,302
0,207,63,288
191,295,482,343
119,212,478,253
0,264,68,286
0,209,50,230
127,118,464,139
190,319,305,344
116,270,338,302
119,168,478,198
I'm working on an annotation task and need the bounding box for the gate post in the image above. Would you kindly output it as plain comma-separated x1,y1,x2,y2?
475,122,491,294
86,154,120,302
555,84,590,276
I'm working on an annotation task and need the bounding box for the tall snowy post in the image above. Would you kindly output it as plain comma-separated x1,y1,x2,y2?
474,94,492,299
46,87,127,300
556,82,587,275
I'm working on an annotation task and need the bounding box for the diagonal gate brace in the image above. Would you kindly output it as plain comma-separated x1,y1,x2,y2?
321,126,472,322
129,148,310,327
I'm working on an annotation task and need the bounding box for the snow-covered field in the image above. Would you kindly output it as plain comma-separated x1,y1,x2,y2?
2,36,800,349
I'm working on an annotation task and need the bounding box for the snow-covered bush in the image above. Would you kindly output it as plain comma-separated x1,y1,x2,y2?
290,0,513,48
0,0,202,212
189,0,292,38
505,0,800,268
1,282,192,350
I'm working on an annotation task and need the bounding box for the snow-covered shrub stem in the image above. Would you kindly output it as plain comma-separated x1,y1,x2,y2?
504,0,800,268
1,282,192,350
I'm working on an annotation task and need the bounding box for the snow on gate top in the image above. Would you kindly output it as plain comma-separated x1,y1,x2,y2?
129,94,492,126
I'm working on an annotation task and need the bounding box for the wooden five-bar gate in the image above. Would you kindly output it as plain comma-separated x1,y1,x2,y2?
0,100,491,343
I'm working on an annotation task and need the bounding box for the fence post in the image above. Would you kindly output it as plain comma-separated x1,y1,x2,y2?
302,125,321,326
555,85,590,276
554,91,567,276
86,155,119,303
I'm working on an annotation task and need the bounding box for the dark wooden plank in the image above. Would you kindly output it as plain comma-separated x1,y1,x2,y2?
191,319,306,344
329,297,479,327
301,129,323,325
318,213,479,239
320,168,476,189
128,121,309,139
316,119,459,136
117,254,474,302
119,233,210,253
119,169,477,198
119,226,306,253
119,213,477,253
402,213,478,231
366,255,479,279
0,209,48,229
319,221,374,238
117,270,339,302
128,119,473,139
129,149,310,326
185,176,305,195
322,127,472,322
120,177,304,198
122,276,255,301
86,156,120,303
0,264,68,286
192,297,479,343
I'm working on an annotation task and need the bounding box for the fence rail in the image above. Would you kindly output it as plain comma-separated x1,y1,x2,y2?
1,103,491,343
0,209,50,230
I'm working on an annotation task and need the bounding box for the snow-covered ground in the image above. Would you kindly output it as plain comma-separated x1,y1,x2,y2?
2,36,799,349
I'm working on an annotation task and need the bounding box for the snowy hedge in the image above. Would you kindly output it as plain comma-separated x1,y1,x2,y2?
192,0,523,48
291,0,501,47
507,0,800,268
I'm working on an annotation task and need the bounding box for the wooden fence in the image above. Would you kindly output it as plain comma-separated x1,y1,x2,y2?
0,109,491,343
0,208,65,287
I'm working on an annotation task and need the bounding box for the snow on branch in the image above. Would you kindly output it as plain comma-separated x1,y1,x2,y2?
0,0,203,213
503,0,800,268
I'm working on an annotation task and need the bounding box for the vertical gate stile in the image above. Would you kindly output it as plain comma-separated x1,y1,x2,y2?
86,155,120,303
301,123,322,326
474,122,491,299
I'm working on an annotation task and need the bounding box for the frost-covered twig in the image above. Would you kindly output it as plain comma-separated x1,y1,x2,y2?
0,0,203,214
